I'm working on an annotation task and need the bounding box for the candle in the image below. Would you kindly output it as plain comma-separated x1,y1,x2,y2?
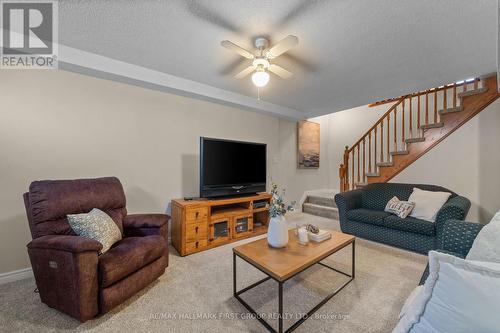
298,227,309,245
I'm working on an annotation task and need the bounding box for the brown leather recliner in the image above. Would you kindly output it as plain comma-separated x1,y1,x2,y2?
23,177,169,322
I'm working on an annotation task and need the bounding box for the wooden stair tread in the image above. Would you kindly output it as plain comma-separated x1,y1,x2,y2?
405,137,425,143
438,106,463,115
458,87,487,98
420,122,444,130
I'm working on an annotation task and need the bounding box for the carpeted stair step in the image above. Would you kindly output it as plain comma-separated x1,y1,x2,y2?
355,182,368,188
438,106,463,115
377,161,394,167
420,122,444,130
302,203,339,220
458,87,487,98
365,172,380,177
405,137,425,143
306,195,336,208
390,150,409,156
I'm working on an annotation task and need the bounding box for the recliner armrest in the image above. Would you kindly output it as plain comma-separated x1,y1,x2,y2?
123,214,169,239
27,235,101,322
27,235,103,253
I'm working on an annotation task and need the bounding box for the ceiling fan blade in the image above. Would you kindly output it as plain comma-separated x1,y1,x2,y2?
268,64,293,79
234,66,255,79
221,40,254,59
266,35,299,59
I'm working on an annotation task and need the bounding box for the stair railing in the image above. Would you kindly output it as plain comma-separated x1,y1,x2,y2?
339,77,482,192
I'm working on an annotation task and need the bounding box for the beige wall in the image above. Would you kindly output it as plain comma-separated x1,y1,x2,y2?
2,69,499,275
0,70,284,274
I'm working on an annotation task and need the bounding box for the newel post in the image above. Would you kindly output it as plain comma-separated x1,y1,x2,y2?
340,146,349,192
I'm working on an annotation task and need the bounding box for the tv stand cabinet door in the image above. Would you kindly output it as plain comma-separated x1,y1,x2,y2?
232,214,253,239
208,217,232,246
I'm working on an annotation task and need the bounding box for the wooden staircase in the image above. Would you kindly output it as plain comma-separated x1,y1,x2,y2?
339,74,500,191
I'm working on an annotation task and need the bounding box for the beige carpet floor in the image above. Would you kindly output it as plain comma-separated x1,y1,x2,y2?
0,213,427,333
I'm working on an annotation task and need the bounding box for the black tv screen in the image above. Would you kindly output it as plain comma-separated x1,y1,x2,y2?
200,137,266,198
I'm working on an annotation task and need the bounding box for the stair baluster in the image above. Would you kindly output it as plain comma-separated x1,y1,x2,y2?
425,92,429,125
434,89,438,123
409,97,413,139
417,94,421,130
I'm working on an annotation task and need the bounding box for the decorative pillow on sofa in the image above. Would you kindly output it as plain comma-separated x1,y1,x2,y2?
384,196,415,219
408,187,451,222
392,251,500,333
67,208,122,254
466,210,500,263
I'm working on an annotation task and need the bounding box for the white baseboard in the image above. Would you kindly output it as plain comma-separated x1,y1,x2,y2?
0,267,33,285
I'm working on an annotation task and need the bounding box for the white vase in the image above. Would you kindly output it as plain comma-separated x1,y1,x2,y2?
267,215,289,248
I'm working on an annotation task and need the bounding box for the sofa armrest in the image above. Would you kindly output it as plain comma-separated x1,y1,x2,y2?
439,219,483,257
435,195,470,227
27,235,103,253
123,214,169,239
335,189,363,219
27,235,101,322
435,195,471,238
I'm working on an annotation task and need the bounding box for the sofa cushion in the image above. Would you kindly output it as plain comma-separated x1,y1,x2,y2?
384,196,415,218
384,215,436,236
466,210,500,263
394,251,500,333
360,183,456,211
408,187,451,222
346,208,391,225
98,235,166,288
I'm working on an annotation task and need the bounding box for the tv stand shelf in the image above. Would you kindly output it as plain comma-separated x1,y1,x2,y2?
171,192,271,256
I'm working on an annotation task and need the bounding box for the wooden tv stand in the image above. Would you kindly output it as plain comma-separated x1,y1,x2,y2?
171,193,271,256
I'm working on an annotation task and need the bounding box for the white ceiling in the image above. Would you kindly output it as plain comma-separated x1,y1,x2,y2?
58,0,497,119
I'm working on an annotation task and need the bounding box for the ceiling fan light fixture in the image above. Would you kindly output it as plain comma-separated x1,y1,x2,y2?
252,70,270,87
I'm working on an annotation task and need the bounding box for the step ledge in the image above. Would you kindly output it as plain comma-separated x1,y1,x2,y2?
302,203,339,212
458,87,487,98
376,162,394,167
421,122,444,129
438,106,463,115
405,137,425,143
390,150,409,155
365,173,380,177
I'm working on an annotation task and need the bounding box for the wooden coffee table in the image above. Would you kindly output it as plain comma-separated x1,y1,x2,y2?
233,229,355,333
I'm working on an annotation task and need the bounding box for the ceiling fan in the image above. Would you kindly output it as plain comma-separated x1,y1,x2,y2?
221,35,298,87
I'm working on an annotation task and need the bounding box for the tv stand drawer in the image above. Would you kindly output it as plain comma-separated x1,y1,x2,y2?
186,223,207,242
185,239,207,254
186,207,208,223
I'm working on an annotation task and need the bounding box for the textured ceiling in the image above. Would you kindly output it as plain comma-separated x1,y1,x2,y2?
59,0,497,118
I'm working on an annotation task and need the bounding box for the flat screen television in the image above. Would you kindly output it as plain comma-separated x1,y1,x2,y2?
200,137,266,198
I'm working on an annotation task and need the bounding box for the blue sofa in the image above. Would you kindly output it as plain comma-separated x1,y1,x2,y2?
419,219,483,284
334,183,471,254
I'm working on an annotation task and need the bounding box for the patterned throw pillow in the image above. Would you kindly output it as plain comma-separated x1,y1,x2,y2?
384,196,415,219
67,208,122,254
